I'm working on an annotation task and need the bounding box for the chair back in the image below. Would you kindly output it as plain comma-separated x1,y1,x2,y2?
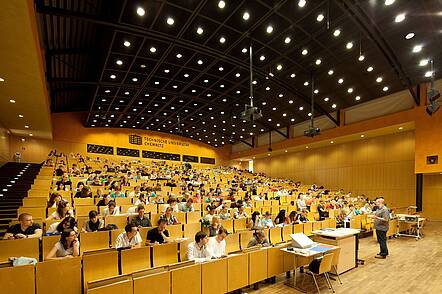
330,247,341,266
318,253,334,274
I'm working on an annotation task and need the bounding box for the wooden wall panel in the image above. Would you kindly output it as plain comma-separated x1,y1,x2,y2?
423,174,442,221
255,131,416,208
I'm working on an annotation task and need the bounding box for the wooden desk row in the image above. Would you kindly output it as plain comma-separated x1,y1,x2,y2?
0,219,336,264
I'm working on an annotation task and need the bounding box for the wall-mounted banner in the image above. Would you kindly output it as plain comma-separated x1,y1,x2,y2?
129,134,189,148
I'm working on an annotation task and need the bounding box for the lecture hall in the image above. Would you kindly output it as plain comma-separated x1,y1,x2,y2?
0,1,441,293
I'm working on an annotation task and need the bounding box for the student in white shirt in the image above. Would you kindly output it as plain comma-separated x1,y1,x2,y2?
187,231,211,261
115,224,142,249
260,211,275,228
102,201,120,217
207,227,227,258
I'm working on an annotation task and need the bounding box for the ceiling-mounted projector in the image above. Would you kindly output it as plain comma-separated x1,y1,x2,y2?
241,104,263,121
304,127,320,138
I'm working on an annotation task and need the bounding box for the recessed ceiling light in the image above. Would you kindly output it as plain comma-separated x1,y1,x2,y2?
360,134,365,138
265,86,270,91
276,64,283,71
204,79,209,83
197,59,203,65
367,66,374,72
154,81,159,85
425,71,433,78
328,69,334,75
196,27,204,35
252,80,257,85
301,49,308,55
324,97,329,102
235,73,241,77
220,84,225,88
125,91,130,95
383,86,389,92
219,67,224,71
385,0,395,5
298,0,306,8
218,0,226,9
164,69,170,73
355,96,361,101
347,88,353,93
116,60,123,65
105,90,110,93
241,48,248,54
316,14,324,22
419,59,429,66
272,107,277,111
405,32,415,40
9,99,15,103
314,89,319,94
0,77,4,82
266,25,274,34
304,81,309,86
259,55,265,61
243,12,250,20
136,7,145,16
110,74,116,79
166,17,175,25
333,29,341,37
140,64,146,68
284,37,291,44
219,36,226,43
395,13,405,23
262,102,267,105
346,42,353,49
268,118,272,122
412,45,423,53
29,133,33,137
332,104,337,108
358,55,365,61
176,53,182,58
299,106,304,111
132,78,138,82
376,77,383,83
150,46,156,53
283,113,287,117
398,126,403,130
184,73,189,78
101,98,106,102
315,59,321,65
25,125,29,128
330,140,334,144
21,138,25,142
308,113,312,117
123,41,131,47
338,78,344,84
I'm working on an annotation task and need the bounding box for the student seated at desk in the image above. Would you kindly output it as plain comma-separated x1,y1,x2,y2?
115,224,142,249
133,193,148,206
295,210,309,223
201,205,216,226
218,205,231,220
179,198,194,212
46,229,80,259
3,213,43,239
187,231,211,261
83,210,104,232
131,204,152,228
260,211,275,228
160,207,180,225
233,205,248,219
207,227,228,258
274,210,286,225
96,194,111,207
47,192,62,209
208,216,221,237
247,230,271,248
102,201,120,217
46,216,77,235
46,200,74,221
317,200,329,220
146,219,170,245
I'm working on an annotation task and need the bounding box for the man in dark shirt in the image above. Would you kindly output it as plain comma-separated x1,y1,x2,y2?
3,213,43,239
131,205,152,228
146,219,170,245
317,200,329,220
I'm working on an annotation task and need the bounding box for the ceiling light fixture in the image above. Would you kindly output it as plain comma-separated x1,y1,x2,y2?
425,71,433,78
266,25,274,34
333,29,341,37
150,47,156,53
338,78,344,84
110,74,116,79
242,48,247,53
260,55,265,61
385,0,395,5
197,59,203,65
9,99,15,103
301,49,308,55
405,32,415,40
276,64,283,71
315,59,321,65
367,66,374,72
419,59,429,66
346,42,353,49
395,13,405,23
176,53,182,58
116,60,123,65
376,77,383,83
218,1,226,9
166,17,175,25
324,97,329,102
317,14,324,22
298,0,306,8
347,88,353,93
123,41,131,47
196,27,204,35
383,86,389,92
290,73,296,78
136,7,145,16
219,36,226,43
0,77,4,82
412,44,423,53
328,69,334,75
332,104,337,109
358,55,365,61
243,12,250,20
284,37,291,44
355,96,361,101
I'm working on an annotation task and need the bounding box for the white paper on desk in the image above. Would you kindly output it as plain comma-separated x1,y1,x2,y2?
289,233,314,249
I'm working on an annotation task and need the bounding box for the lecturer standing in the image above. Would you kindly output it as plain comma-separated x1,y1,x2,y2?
369,198,390,259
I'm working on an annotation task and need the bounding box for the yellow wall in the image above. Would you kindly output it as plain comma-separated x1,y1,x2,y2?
0,124,10,165
254,131,416,208
13,112,228,165
423,174,442,221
